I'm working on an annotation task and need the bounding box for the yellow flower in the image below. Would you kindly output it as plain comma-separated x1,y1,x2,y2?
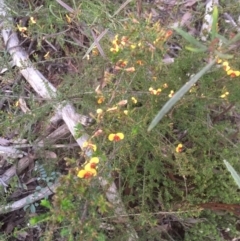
110,35,120,53
116,59,128,68
222,61,229,67
220,92,229,98
163,83,168,88
85,157,99,169
108,133,124,142
234,71,240,76
17,24,27,33
44,51,50,60
227,69,234,76
110,45,120,53
15,101,19,107
30,17,36,24
131,97,137,104
65,14,72,24
168,90,174,98
225,65,231,72
112,35,119,45
176,144,183,153
83,141,97,152
228,70,240,78
96,109,103,114
77,157,99,179
149,87,161,95
123,110,128,115
77,169,97,178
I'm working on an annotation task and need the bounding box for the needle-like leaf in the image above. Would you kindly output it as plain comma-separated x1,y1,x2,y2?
172,27,207,49
211,6,218,40
223,160,240,188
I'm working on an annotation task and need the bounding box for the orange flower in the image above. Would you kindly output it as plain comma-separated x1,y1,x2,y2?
136,60,144,65
108,133,124,141
117,60,128,68
165,30,173,39
97,96,105,104
176,144,183,153
77,169,97,179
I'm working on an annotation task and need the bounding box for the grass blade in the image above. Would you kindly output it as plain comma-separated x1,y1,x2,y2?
172,27,207,49
211,6,218,40
223,160,240,188
147,59,216,132
185,46,207,52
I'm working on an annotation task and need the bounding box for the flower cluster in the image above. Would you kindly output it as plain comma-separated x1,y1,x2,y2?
217,59,240,77
149,87,162,95
77,157,99,179
77,131,124,179
148,83,171,97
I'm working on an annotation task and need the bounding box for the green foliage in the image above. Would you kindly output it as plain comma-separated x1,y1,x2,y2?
2,0,240,240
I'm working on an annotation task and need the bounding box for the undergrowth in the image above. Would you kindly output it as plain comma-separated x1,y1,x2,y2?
1,0,240,240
